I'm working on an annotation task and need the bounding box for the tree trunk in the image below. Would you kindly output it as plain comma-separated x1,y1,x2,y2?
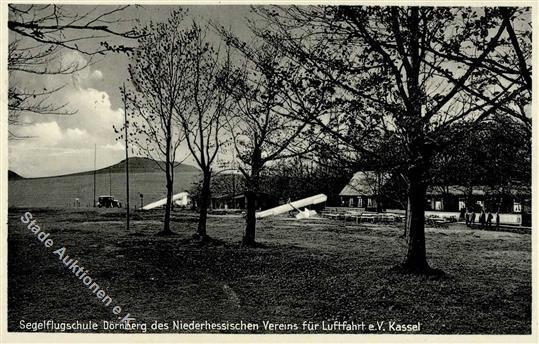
162,168,174,234
161,131,174,235
196,170,211,241
401,171,430,273
242,148,262,247
376,171,383,213
242,190,257,246
402,198,411,237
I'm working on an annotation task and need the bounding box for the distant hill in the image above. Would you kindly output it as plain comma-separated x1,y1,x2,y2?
8,157,202,208
20,157,199,180
65,157,200,178
8,170,24,180
90,157,200,175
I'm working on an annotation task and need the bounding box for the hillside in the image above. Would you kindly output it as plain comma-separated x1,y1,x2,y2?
23,157,199,180
8,170,201,208
8,157,202,208
70,157,200,176
98,157,200,174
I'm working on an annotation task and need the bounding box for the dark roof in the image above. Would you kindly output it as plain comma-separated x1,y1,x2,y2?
339,171,388,197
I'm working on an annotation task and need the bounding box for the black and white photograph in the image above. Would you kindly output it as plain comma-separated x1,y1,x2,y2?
2,1,535,341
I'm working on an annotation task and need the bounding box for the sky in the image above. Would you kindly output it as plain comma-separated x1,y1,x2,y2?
8,5,531,178
8,5,255,177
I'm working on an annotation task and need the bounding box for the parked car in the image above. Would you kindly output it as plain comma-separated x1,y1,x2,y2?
97,195,122,208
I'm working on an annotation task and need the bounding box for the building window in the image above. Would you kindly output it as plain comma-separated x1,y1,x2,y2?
349,197,354,207
358,197,363,208
367,198,377,208
435,200,443,211
458,200,466,211
513,202,522,213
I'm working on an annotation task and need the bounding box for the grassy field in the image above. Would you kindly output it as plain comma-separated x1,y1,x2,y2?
8,208,531,334
8,171,200,208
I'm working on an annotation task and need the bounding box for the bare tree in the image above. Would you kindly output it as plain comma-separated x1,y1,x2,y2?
115,10,191,235
174,23,234,242
250,6,531,274
216,37,313,246
426,7,532,132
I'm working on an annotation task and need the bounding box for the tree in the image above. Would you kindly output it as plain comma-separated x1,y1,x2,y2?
250,6,531,273
215,38,313,246
430,7,532,133
117,11,191,235
430,115,531,206
8,4,140,138
263,153,353,206
174,23,234,241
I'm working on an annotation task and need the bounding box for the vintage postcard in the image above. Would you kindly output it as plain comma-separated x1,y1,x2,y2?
1,1,536,342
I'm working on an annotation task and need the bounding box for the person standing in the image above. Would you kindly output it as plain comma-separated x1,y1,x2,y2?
465,208,470,227
459,207,466,222
471,210,476,227
479,208,486,229
487,211,493,228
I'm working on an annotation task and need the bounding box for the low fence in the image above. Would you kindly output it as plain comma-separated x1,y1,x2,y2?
322,208,404,224
324,207,523,226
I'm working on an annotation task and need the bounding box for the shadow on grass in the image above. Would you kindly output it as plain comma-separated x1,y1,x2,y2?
155,230,179,237
388,264,448,280
190,236,227,247
239,241,269,249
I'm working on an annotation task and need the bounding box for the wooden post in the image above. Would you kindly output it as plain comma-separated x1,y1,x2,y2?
109,166,112,196
123,84,130,231
93,144,96,207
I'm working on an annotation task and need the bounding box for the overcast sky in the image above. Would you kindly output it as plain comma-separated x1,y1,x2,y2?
9,5,254,177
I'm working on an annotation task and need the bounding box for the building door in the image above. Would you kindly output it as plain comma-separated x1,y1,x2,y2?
476,200,484,210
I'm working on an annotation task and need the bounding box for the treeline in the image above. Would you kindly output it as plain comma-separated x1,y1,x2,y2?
191,157,352,207
200,112,531,211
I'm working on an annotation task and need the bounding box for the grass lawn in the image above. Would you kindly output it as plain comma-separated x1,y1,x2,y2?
7,208,531,334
